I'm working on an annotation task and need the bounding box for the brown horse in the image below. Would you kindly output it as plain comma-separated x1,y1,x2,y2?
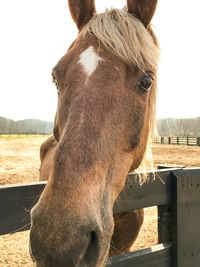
30,1,159,266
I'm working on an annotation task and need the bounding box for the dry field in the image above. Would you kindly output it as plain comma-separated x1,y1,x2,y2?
0,136,200,266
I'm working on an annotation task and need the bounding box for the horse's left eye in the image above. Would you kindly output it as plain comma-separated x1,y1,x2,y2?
139,73,154,92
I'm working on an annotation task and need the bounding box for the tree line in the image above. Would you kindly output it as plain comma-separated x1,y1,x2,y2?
158,117,200,137
0,116,53,134
1,116,200,136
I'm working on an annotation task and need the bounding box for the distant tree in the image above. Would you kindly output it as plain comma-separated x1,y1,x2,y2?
0,116,53,134
158,117,200,137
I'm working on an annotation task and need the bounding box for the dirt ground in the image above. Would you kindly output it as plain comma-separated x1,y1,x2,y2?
0,137,43,185
0,136,200,266
1,137,200,186
153,144,200,168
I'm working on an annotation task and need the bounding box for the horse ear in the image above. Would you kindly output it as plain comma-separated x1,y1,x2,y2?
68,0,96,30
127,0,158,28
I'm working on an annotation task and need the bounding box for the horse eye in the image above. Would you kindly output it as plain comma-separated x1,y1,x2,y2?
139,73,153,91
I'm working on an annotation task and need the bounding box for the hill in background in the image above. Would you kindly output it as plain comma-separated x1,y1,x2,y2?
0,116,53,134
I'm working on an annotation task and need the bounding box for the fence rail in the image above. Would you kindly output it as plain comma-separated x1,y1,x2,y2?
1,168,200,266
0,132,50,137
154,136,200,146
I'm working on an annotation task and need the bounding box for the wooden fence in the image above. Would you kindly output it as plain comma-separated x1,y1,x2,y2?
1,168,200,266
0,132,50,137
154,136,200,146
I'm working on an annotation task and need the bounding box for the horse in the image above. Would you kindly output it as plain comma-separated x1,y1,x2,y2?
30,1,159,266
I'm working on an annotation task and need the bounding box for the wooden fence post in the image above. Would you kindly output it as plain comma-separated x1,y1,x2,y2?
157,166,171,245
187,137,189,145
177,137,179,145
157,136,200,147
172,169,200,267
197,137,200,147
157,165,183,244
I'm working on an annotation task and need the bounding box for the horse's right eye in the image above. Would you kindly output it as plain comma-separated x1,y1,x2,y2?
139,73,154,92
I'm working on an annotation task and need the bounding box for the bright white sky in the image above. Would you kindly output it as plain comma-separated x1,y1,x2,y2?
0,0,199,121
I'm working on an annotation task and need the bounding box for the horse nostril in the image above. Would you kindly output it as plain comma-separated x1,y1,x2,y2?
83,231,100,264
89,231,99,250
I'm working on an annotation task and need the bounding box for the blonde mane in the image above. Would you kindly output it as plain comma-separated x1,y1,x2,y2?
81,8,159,70
81,9,159,181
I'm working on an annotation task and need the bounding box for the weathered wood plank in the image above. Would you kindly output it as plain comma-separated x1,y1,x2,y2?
108,243,172,267
172,169,200,267
0,182,46,235
0,169,178,235
3,168,199,236
1,168,200,266
114,169,175,213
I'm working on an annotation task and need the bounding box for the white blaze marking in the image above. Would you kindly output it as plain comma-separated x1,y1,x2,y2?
78,46,104,77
